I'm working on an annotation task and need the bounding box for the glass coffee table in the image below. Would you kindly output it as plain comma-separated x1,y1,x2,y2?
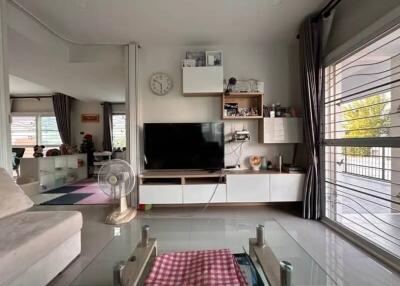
72,216,336,285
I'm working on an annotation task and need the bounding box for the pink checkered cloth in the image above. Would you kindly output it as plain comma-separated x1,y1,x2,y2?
145,249,248,286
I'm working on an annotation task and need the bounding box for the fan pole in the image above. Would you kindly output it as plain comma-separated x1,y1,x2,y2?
105,182,137,224
120,185,128,213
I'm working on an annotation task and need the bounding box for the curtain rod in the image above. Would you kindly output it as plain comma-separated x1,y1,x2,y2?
100,102,125,105
320,0,342,18
296,0,342,39
10,95,52,100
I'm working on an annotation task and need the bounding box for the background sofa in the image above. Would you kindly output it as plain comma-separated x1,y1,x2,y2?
0,168,82,286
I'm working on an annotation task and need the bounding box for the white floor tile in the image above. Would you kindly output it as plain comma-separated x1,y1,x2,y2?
34,205,400,286
30,193,65,205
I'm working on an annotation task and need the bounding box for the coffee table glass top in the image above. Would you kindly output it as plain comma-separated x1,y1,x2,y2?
72,215,336,286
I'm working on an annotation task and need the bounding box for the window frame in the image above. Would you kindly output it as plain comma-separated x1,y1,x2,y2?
321,24,400,271
11,112,62,155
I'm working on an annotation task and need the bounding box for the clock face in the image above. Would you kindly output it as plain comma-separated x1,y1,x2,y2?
150,73,173,96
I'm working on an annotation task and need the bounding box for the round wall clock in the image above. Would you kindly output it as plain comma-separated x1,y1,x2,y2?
150,73,173,96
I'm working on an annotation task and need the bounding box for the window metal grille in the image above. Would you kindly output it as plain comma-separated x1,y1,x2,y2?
323,27,400,261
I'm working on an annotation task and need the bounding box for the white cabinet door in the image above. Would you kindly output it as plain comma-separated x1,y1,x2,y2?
139,185,183,204
226,174,269,202
183,184,227,203
269,174,304,202
259,118,303,143
182,67,223,95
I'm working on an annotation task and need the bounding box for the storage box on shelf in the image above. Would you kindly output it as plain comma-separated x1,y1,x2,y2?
20,154,88,192
259,117,303,143
222,92,263,120
138,170,304,205
182,66,224,96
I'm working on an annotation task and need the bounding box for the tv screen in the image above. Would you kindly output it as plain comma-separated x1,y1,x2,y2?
144,122,224,170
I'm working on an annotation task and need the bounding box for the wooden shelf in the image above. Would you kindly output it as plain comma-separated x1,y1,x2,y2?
222,92,263,120
225,92,263,97
183,92,222,97
223,115,263,120
139,170,224,179
139,170,225,185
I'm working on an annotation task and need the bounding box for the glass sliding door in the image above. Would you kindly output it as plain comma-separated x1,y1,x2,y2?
323,26,400,260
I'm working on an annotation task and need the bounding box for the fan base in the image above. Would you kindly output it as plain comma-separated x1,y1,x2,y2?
105,208,137,225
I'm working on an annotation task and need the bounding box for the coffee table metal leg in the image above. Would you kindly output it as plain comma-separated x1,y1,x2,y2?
250,237,284,286
118,238,157,286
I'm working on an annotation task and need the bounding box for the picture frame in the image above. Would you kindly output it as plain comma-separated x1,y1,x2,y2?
181,59,196,67
186,51,206,67
81,114,100,123
206,50,223,66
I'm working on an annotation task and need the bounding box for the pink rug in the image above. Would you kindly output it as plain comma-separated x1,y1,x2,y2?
70,179,114,205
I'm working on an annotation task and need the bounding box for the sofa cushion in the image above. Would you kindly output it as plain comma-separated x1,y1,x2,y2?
0,211,82,284
0,168,33,219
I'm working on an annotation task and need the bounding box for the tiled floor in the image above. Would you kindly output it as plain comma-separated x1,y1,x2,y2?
327,172,400,258
35,204,400,286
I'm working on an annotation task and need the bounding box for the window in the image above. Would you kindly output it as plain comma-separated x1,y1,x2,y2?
11,116,37,146
323,27,400,260
112,114,126,149
11,115,62,157
40,116,62,146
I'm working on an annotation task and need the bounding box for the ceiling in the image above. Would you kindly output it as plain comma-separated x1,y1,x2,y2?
12,0,327,45
8,0,327,101
9,75,52,95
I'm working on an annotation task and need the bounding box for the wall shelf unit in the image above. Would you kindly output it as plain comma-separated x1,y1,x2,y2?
20,154,88,192
182,66,224,96
222,92,263,120
259,117,303,143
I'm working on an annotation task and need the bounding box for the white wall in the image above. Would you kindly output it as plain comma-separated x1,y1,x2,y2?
140,43,303,168
7,2,125,102
11,97,53,113
71,100,103,151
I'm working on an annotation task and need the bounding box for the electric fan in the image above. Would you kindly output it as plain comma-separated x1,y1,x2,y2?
98,159,137,224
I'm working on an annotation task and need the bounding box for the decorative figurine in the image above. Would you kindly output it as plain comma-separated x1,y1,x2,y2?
33,145,45,157
249,155,262,171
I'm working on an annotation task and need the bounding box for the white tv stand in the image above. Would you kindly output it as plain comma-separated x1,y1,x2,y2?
138,170,304,205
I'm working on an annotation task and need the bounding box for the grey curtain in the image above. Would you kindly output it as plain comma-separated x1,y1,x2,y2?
52,93,72,145
103,102,113,151
299,16,324,220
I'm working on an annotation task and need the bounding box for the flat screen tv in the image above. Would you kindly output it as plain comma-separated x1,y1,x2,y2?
144,122,224,170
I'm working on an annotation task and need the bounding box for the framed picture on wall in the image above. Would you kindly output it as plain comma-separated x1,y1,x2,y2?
81,114,100,123
206,51,223,66
186,51,206,67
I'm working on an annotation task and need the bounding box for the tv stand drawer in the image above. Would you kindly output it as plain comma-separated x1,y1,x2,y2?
183,184,227,203
139,185,183,204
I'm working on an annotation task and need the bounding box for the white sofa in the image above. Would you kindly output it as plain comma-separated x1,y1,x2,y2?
0,168,82,286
